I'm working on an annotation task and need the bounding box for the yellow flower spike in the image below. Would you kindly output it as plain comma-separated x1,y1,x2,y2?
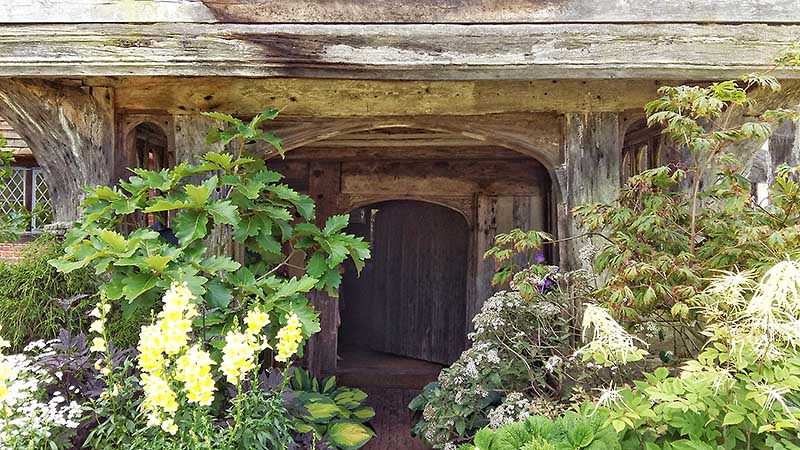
220,328,258,385
275,312,303,363
245,307,271,335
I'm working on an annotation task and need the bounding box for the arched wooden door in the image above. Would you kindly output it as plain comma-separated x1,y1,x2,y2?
341,200,468,365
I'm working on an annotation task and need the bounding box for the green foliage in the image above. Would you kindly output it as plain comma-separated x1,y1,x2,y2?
51,108,370,355
573,69,800,326
594,261,800,450
0,235,103,351
458,408,622,450
226,388,295,450
288,368,375,450
409,264,591,449
483,229,553,287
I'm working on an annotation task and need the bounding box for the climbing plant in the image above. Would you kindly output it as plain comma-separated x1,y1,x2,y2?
51,107,371,351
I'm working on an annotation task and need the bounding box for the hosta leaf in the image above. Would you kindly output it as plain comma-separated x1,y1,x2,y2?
326,422,373,450
351,407,375,422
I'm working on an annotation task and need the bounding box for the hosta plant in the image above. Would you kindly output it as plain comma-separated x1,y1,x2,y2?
287,368,375,450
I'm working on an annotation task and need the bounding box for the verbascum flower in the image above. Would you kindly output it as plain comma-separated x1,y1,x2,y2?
275,312,303,363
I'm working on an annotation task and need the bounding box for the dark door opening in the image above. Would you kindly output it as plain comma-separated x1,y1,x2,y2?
339,200,469,366
337,200,470,450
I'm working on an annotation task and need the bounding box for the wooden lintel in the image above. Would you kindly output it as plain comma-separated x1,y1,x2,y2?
0,23,797,79
2,0,800,24
109,78,667,116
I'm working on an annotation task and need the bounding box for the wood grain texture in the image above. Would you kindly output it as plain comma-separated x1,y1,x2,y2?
0,80,114,222
112,77,667,115
562,112,622,270
348,201,469,365
3,0,800,24
0,23,798,79
306,161,343,377
248,115,563,170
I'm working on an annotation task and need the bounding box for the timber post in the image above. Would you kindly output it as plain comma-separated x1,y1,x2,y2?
306,161,342,377
562,112,622,271
0,79,114,224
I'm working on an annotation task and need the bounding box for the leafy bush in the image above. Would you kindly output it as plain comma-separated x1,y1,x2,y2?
459,408,622,450
0,235,101,351
40,108,373,450
51,107,370,358
591,260,800,450
287,368,375,450
575,74,800,331
410,259,592,449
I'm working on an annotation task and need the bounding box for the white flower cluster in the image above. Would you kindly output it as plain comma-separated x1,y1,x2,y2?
0,341,83,449
487,392,565,429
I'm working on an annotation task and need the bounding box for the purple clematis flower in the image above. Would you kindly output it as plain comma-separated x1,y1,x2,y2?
534,253,546,264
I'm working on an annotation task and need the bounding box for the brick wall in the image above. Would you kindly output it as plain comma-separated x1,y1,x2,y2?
0,242,25,262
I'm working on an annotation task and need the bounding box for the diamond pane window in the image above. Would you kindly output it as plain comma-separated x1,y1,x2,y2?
0,167,26,215
0,166,52,232
31,168,52,230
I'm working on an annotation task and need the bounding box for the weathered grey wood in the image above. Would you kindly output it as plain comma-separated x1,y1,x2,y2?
562,112,622,271
340,160,547,197
0,24,798,79
113,77,667,115
173,115,223,164
4,0,800,24
0,80,114,222
306,161,343,377
471,194,497,329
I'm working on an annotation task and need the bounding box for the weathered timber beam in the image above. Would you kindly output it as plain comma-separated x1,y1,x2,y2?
2,0,800,24
111,78,667,115
560,112,622,270
0,24,798,79
0,80,114,222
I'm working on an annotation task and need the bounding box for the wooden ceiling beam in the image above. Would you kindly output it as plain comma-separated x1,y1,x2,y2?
2,0,799,24
0,23,797,79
